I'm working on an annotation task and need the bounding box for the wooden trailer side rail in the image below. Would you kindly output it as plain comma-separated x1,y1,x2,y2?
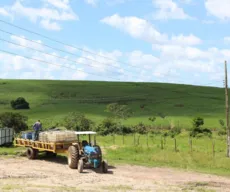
15,138,75,154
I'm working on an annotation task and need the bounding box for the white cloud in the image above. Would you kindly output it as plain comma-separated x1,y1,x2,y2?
1,0,78,31
84,0,98,6
101,14,168,44
9,35,44,50
101,14,201,46
11,1,77,22
224,37,230,44
0,7,11,17
40,19,61,31
43,0,70,10
152,0,193,20
170,34,202,46
205,0,230,20
127,51,159,69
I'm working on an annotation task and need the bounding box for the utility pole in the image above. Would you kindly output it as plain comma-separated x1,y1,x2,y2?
225,60,230,157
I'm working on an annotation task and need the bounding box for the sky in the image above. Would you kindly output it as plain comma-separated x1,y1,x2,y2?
0,0,229,87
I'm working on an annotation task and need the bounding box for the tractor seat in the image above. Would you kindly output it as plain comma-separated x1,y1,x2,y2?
82,140,89,147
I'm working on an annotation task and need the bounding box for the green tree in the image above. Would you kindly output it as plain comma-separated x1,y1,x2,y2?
0,112,28,133
63,112,94,131
192,117,204,128
10,97,30,110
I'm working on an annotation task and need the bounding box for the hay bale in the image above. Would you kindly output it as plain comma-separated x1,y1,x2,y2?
38,130,76,143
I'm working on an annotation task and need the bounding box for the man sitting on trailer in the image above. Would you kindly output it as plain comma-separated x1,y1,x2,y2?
33,120,42,141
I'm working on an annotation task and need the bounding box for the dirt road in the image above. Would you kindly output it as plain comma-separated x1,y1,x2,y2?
1,156,230,192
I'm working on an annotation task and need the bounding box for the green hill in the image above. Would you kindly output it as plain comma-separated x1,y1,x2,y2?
0,79,226,129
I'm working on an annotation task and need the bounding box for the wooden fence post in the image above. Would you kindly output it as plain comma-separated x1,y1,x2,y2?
189,137,193,154
147,133,149,147
161,136,163,150
133,133,135,145
212,139,215,158
174,137,177,152
113,134,115,145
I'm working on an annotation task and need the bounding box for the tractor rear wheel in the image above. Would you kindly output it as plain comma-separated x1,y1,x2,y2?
101,160,108,173
26,147,38,160
78,159,84,173
67,145,79,169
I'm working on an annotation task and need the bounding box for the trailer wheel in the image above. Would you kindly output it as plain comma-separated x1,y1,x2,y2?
101,160,108,173
26,147,38,160
78,159,84,173
68,145,79,169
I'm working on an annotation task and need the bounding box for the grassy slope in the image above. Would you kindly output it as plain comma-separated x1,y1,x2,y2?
0,79,225,129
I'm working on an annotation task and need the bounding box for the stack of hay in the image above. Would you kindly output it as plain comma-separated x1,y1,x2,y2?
39,130,76,143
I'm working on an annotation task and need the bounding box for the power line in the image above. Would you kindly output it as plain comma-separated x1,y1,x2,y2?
0,38,125,76
0,29,220,85
0,49,123,81
0,29,134,72
0,20,143,70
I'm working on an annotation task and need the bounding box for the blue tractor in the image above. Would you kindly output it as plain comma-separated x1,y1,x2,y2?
67,131,108,173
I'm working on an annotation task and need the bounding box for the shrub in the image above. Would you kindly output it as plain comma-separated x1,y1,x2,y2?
95,118,118,136
190,127,212,138
63,112,94,131
218,119,226,136
10,97,30,110
0,112,28,133
192,117,204,128
134,122,149,135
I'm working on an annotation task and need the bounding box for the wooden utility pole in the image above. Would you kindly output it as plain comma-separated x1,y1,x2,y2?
225,61,230,157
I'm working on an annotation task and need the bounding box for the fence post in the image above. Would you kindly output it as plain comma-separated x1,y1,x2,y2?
189,137,193,154
133,133,135,145
147,133,149,147
174,137,177,152
212,139,215,158
161,136,163,150
113,134,115,145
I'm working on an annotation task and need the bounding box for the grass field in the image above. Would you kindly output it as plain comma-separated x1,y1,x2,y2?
0,79,225,129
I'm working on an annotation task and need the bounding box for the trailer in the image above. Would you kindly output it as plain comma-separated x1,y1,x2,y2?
14,131,108,173
0,128,14,146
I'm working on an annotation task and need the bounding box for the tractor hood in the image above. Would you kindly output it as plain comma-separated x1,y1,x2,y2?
84,145,97,154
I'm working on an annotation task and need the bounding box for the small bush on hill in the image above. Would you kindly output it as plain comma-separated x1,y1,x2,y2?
10,97,30,109
95,118,133,135
192,117,204,128
190,117,212,138
218,119,226,136
134,122,148,135
95,118,118,136
63,112,94,131
0,112,28,133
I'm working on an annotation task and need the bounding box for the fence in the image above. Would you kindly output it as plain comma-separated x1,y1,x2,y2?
93,133,226,158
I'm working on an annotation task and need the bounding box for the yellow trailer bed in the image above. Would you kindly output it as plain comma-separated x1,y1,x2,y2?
15,138,77,154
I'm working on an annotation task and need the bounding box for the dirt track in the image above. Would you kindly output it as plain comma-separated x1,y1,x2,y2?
1,156,230,192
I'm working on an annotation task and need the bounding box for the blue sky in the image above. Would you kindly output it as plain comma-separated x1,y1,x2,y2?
0,0,230,87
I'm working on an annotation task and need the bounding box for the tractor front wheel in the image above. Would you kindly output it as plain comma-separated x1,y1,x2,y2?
67,145,79,169
101,160,108,173
78,159,84,173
